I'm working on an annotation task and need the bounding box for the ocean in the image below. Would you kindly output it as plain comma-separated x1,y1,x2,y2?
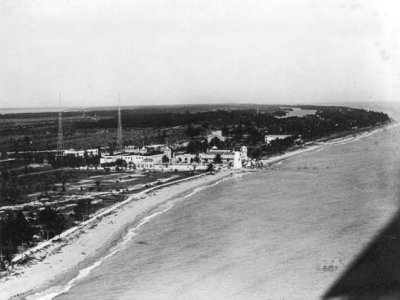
29,103,400,300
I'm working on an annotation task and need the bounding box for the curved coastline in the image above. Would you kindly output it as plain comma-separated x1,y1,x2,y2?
23,172,248,300
261,120,399,167
2,170,243,300
1,121,397,300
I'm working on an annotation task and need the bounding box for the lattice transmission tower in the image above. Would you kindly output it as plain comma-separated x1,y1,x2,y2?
117,94,123,151
57,94,64,156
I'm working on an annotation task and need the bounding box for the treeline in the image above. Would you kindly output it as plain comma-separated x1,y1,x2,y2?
74,109,266,129
73,107,390,135
0,104,284,119
49,154,101,169
249,136,300,159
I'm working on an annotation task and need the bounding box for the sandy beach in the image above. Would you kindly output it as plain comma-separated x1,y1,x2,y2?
0,170,242,300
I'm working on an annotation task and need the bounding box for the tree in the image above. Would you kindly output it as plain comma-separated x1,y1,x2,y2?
1,172,22,203
38,207,66,239
209,137,223,148
74,199,92,221
0,211,34,262
55,170,67,192
108,142,117,156
61,178,67,192
115,159,127,168
187,140,207,154
251,147,263,159
128,161,135,170
213,153,222,164
162,155,170,164
95,180,101,191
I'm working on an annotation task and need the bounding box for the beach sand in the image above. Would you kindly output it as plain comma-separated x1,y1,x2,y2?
0,170,240,300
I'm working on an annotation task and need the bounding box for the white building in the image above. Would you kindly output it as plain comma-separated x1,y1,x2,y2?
233,151,242,169
199,147,234,163
174,153,196,164
264,135,291,144
240,146,248,160
124,144,172,159
161,146,173,159
146,144,173,159
124,145,147,154
206,130,227,143
63,149,98,157
100,152,164,168
199,146,247,163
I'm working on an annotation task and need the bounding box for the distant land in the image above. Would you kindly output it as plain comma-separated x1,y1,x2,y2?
1,101,398,115
0,104,391,154
1,103,282,115
0,102,393,298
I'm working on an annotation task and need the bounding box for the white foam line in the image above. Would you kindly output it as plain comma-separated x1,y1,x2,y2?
321,124,394,147
259,123,395,167
26,173,232,300
26,208,170,300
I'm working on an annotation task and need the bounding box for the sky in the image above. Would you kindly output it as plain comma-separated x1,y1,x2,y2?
0,0,399,109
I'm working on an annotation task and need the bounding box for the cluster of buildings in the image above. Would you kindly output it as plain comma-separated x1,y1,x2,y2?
63,149,99,157
99,144,248,170
56,107,296,171
60,132,297,171
60,142,248,170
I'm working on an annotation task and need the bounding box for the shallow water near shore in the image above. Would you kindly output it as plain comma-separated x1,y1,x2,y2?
32,124,400,299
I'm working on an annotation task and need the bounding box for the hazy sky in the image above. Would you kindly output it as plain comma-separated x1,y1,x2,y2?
0,0,399,108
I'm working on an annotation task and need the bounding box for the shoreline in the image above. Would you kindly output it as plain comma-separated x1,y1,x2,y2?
261,121,398,166
1,170,244,300
1,122,396,299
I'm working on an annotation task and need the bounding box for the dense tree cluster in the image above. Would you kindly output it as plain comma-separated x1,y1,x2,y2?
38,207,67,239
187,139,208,154
73,106,389,141
248,136,298,159
1,171,21,203
74,199,92,221
50,154,101,169
0,204,86,264
0,211,34,262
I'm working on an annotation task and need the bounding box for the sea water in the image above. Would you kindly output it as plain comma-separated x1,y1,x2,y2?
33,107,400,299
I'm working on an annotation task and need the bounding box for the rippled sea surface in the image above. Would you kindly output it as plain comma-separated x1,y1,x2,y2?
49,106,400,300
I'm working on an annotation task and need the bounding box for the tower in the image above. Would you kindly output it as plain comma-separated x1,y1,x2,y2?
57,94,64,156
233,151,242,169
117,95,123,151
